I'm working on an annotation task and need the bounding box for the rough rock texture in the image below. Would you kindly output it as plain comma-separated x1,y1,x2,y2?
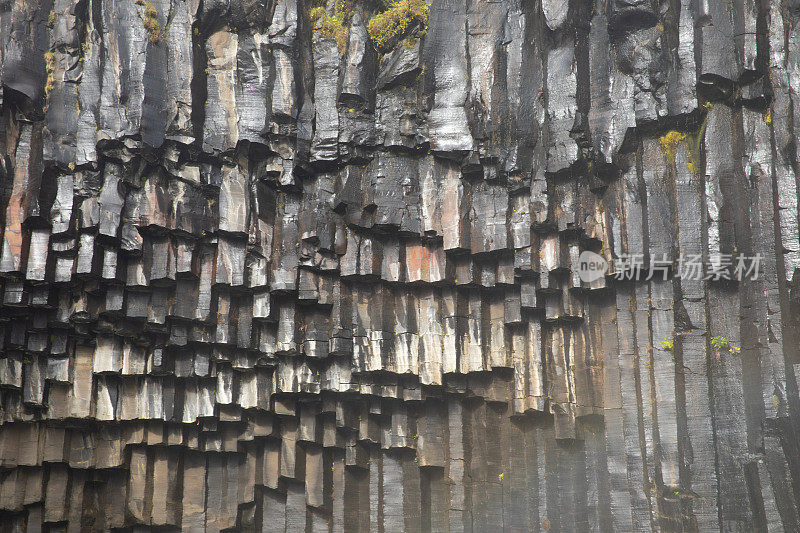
0,0,799,531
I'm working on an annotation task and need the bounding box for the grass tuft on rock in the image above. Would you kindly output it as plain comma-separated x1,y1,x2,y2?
367,0,428,53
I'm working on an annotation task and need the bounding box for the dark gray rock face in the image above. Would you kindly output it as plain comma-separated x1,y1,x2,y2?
0,0,799,530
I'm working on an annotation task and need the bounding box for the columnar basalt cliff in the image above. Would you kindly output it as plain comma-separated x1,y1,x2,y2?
0,0,799,531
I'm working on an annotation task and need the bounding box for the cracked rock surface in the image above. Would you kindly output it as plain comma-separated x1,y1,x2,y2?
1,0,800,530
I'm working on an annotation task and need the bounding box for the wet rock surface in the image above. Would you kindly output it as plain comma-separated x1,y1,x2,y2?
0,0,799,531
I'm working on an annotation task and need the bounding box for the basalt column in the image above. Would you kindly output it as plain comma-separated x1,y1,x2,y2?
0,0,799,531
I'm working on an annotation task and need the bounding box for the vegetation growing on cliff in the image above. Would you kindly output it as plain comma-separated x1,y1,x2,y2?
309,0,353,54
711,336,740,355
658,116,708,175
135,0,165,44
367,0,428,53
308,0,429,55
44,51,56,97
